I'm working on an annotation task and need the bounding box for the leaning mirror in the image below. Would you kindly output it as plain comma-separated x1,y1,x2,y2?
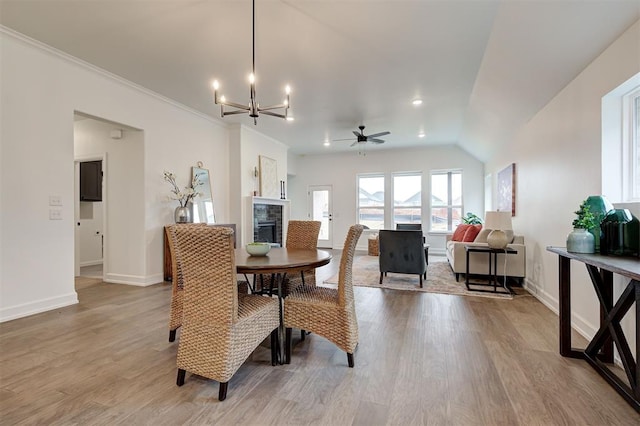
192,163,216,224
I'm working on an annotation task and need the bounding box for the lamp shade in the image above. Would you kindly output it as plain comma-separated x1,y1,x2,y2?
484,211,513,231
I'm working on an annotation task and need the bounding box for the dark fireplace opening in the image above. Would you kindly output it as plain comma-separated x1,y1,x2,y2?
257,220,277,243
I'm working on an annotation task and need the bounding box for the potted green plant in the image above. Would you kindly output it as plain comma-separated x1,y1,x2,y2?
462,212,483,225
567,199,597,253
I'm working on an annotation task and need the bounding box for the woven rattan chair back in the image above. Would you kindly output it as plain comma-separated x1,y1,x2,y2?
286,220,321,249
165,223,208,342
173,225,279,401
338,224,364,306
284,224,364,367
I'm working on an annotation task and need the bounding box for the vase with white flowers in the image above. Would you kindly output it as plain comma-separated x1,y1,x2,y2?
164,171,202,223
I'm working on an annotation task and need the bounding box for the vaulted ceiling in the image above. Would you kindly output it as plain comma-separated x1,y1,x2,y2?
1,1,638,160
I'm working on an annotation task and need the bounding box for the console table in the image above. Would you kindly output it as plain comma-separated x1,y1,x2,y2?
163,223,236,281
547,246,640,412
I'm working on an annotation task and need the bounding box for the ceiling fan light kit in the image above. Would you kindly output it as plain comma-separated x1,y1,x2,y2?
211,0,290,125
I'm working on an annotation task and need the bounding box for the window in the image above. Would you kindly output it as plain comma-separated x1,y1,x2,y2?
393,173,422,226
430,170,462,231
357,174,385,229
623,88,640,201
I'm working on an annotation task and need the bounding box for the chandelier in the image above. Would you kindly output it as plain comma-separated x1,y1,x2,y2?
212,0,291,125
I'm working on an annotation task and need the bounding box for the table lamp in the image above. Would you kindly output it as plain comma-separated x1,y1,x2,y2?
484,211,513,249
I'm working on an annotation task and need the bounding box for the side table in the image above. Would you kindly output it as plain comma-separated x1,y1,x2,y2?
464,246,517,295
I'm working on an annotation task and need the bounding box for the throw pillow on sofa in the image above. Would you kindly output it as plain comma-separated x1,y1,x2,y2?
463,224,482,242
474,228,492,243
451,224,471,241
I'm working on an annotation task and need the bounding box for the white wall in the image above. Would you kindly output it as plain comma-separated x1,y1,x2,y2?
0,29,230,321
485,21,640,342
288,145,485,252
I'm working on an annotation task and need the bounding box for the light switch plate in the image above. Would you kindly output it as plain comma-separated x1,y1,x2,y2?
49,209,62,220
49,196,62,206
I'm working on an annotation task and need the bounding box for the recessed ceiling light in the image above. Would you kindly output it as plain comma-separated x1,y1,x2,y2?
412,99,423,106
323,141,331,147
418,132,426,138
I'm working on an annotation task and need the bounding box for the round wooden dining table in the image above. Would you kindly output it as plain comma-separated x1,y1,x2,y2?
235,247,332,364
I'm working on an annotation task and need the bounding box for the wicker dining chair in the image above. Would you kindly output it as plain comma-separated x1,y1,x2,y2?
284,224,364,367
172,225,279,401
283,220,322,294
165,223,208,342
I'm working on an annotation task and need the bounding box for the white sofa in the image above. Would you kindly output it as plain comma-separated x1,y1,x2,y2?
445,234,526,284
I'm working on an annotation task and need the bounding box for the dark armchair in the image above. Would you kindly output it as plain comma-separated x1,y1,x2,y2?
378,230,427,287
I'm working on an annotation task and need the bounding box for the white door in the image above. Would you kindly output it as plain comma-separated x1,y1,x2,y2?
309,185,333,248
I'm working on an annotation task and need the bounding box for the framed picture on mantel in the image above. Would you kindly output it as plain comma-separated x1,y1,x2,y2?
259,155,279,198
497,163,516,216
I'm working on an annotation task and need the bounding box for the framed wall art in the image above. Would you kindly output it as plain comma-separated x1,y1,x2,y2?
259,155,279,198
497,163,516,216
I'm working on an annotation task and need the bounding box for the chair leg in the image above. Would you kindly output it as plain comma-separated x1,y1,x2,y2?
285,327,293,364
218,382,228,401
419,274,423,288
169,329,177,342
176,369,186,386
301,329,306,341
270,329,278,366
379,272,383,284
347,353,354,368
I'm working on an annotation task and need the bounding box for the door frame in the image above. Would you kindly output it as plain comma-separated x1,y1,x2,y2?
74,153,107,279
308,184,333,248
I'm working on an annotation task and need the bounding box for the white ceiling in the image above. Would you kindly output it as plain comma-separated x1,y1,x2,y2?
1,1,639,160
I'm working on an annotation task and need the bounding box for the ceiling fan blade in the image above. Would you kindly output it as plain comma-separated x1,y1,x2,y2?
366,131,390,138
369,138,385,144
353,130,362,137
350,141,358,147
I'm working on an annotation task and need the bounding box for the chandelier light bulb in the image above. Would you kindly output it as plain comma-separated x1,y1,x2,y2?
285,85,291,94
212,80,219,90
249,73,255,84
412,99,423,106
220,95,226,103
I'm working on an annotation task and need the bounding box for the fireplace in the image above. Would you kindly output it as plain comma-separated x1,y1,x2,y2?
256,220,277,243
253,203,283,246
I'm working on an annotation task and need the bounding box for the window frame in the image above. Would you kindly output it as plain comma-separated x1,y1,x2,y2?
430,170,463,232
622,87,640,202
356,173,385,230
392,171,422,228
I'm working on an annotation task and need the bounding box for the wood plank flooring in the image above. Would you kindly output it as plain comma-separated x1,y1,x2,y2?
1,252,638,425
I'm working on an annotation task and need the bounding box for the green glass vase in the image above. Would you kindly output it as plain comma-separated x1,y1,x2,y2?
584,195,614,251
600,209,639,257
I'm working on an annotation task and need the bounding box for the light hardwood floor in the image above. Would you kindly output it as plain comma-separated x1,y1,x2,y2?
1,251,638,425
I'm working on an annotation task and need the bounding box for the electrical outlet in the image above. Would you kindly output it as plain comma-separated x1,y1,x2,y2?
49,208,62,220
49,195,62,206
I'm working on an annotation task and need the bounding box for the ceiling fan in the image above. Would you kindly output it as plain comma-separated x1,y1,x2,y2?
334,125,390,147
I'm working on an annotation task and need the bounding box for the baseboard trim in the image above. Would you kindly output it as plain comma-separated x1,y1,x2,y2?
80,260,103,267
0,292,79,323
104,273,164,286
523,278,597,343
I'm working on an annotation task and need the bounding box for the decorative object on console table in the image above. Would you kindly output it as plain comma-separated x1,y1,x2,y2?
497,163,516,216
259,155,279,198
191,162,216,224
163,170,202,223
484,211,513,249
584,195,614,251
567,199,597,254
600,209,639,257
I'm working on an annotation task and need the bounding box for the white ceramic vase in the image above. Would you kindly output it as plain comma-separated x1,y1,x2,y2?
566,228,595,253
